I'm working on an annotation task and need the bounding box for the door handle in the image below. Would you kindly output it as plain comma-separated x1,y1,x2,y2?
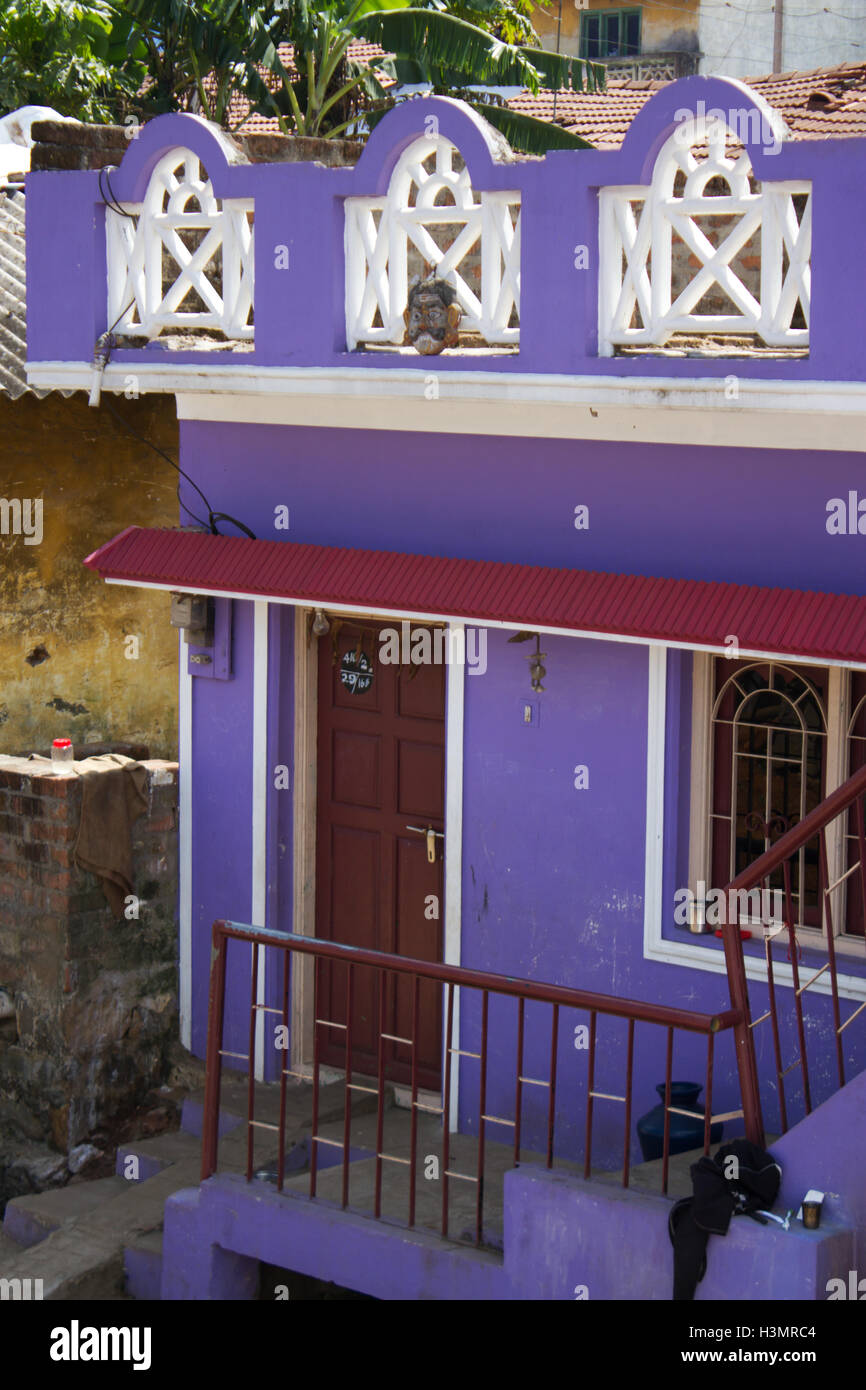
405,823,445,863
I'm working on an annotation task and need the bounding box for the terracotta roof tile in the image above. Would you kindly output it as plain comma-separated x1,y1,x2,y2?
514,59,866,148
0,191,28,397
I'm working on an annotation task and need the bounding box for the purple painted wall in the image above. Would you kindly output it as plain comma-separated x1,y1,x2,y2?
25,83,866,383
179,422,866,595
772,1067,866,1267
190,600,256,1060
177,414,866,1157
160,1165,856,1300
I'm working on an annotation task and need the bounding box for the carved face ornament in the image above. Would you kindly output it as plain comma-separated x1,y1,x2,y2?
403,279,461,355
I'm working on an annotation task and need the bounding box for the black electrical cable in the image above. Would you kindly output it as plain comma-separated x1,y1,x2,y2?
100,396,257,539
207,512,257,540
100,395,211,528
94,170,257,539
98,165,136,220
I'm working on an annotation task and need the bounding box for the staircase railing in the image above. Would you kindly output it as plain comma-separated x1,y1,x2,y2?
201,920,741,1245
719,762,866,1144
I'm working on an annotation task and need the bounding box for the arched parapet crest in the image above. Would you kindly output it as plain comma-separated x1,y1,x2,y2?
105,115,254,344
352,96,519,198
345,98,523,351
619,77,793,186
598,76,810,357
106,112,249,206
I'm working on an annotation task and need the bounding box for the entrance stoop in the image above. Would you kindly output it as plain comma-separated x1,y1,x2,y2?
160,1163,856,1301
158,1074,866,1301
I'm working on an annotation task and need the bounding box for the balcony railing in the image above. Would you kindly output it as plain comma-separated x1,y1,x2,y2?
344,132,521,352
603,51,700,82
718,762,866,1142
201,920,742,1245
598,112,811,355
106,146,254,344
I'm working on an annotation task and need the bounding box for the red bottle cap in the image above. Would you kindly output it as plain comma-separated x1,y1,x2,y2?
53,738,72,748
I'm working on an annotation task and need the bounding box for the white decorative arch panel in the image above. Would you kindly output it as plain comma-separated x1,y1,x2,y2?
599,116,811,353
345,133,520,350
106,147,254,341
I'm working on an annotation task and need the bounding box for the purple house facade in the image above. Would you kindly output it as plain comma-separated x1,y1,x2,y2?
25,77,866,1300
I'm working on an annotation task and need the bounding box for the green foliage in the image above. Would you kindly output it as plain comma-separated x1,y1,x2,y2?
235,0,401,139
437,0,540,48
122,0,259,126
0,0,134,121
355,7,602,94
0,0,604,154
241,1,604,150
470,101,595,153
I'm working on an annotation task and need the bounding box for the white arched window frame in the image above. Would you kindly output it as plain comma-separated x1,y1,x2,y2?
345,133,521,350
687,656,857,946
598,115,811,354
106,147,254,341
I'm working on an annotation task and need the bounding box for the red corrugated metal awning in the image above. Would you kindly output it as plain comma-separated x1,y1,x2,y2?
83,526,866,665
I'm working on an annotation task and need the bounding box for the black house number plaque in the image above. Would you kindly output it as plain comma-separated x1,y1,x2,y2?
340,649,374,694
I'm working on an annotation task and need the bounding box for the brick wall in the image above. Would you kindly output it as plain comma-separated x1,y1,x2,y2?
0,754,179,1201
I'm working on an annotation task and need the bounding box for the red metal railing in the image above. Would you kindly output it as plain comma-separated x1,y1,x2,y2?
719,762,866,1141
201,920,741,1245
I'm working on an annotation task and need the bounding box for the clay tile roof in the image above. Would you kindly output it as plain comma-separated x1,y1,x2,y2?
0,190,34,398
506,59,866,147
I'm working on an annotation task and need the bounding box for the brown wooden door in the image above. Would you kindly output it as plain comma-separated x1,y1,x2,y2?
315,619,446,1089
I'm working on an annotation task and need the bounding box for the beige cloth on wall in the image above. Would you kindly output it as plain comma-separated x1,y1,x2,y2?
25,752,149,918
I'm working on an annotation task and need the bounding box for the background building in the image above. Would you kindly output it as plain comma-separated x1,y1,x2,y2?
532,0,701,78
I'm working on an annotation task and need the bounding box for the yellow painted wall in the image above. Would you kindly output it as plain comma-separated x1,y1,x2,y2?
0,392,180,759
532,0,700,58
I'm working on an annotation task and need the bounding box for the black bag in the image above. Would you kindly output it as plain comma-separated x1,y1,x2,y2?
668,1140,781,1300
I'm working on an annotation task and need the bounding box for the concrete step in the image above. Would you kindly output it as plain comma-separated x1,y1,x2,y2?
608,1132,782,1203
124,1229,163,1302
0,1159,200,1299
116,1128,205,1181
0,1073,397,1300
181,1073,391,1139
3,1176,129,1248
0,1075,391,1300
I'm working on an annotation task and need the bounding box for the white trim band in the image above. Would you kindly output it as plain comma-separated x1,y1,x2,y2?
26,361,866,451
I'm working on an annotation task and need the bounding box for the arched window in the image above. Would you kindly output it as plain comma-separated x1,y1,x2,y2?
599,113,811,354
106,147,254,342
710,660,827,927
345,132,520,350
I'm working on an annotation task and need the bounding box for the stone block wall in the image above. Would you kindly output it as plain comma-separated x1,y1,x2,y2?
0,754,179,1202
29,120,362,171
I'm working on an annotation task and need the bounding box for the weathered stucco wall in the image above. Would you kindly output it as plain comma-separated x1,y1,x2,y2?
0,392,179,759
532,0,700,60
699,0,866,79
